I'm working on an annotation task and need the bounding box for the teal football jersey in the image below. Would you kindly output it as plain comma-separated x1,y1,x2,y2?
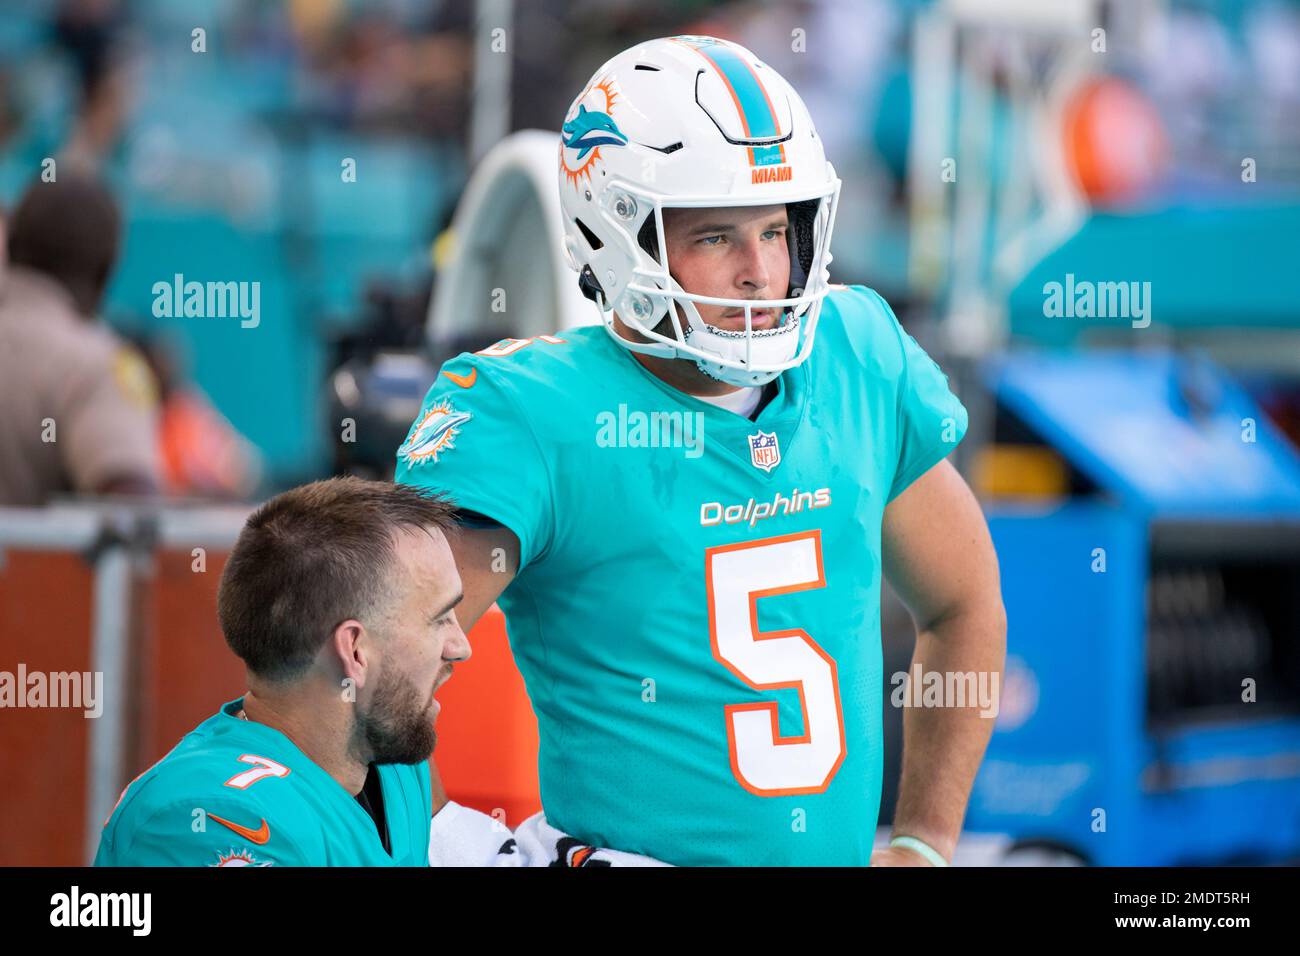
396,285,967,865
94,698,432,866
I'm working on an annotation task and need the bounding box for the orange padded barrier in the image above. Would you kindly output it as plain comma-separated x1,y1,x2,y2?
0,552,96,866
134,549,246,774
432,606,541,826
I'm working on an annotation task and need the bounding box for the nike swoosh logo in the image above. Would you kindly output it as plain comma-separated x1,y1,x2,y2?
443,368,477,388
208,812,270,845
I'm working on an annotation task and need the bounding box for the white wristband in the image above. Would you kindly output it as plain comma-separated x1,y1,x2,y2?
889,835,949,866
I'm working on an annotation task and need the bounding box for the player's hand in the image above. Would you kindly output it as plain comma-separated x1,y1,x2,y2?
869,845,936,867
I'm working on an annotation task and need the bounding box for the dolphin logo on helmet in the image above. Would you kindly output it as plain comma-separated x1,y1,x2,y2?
562,105,628,160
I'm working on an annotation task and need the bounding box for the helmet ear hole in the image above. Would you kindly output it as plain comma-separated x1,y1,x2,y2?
786,199,819,293
575,218,603,252
636,214,661,265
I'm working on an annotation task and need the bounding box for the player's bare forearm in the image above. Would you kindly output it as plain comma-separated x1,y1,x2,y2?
882,458,1007,863
892,608,1005,861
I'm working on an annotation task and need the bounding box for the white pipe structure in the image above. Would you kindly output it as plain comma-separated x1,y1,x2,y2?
908,0,1120,361
427,129,597,356
469,0,514,166
85,518,132,864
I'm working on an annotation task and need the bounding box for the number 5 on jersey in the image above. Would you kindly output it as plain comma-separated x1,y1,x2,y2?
706,530,846,796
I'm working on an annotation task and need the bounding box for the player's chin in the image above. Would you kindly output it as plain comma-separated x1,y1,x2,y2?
407,716,439,763
429,680,446,719
371,721,437,765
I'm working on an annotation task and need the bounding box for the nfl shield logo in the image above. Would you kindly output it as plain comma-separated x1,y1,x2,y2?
748,430,781,473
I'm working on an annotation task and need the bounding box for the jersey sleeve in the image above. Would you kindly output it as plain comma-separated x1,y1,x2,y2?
96,795,313,867
877,294,968,502
395,356,554,569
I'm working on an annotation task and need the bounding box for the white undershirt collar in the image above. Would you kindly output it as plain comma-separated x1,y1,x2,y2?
693,384,765,419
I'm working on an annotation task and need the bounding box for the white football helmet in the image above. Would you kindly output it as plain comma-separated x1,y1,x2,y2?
558,35,841,387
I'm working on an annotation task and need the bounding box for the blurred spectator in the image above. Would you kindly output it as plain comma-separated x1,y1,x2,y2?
294,2,473,136
133,333,263,500
0,173,161,506
0,68,21,153
53,0,133,168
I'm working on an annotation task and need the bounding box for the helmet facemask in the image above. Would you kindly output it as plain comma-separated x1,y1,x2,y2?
590,180,840,388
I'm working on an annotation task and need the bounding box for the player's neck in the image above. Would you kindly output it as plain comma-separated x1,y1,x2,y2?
240,688,369,796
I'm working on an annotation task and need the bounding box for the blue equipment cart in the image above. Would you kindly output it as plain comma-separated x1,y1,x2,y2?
968,350,1300,865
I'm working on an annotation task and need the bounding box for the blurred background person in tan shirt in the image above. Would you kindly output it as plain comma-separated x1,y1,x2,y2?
0,171,160,506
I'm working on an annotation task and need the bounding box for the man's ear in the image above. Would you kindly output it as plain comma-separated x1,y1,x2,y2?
330,620,370,692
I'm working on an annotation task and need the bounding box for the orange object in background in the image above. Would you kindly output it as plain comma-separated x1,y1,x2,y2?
158,390,261,499
974,444,1069,500
1063,75,1169,206
431,606,541,826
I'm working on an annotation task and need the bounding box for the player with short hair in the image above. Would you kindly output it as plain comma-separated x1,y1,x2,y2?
399,36,1006,866
95,477,468,866
94,476,635,867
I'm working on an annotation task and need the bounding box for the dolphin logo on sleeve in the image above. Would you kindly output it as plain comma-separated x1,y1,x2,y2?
399,401,473,465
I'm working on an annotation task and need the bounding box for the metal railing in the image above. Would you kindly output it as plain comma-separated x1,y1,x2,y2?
0,502,253,863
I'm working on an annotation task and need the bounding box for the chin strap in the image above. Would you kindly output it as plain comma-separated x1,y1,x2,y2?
598,306,679,360
594,280,804,383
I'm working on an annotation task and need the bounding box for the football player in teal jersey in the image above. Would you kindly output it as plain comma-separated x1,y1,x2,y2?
95,478,470,866
397,36,1006,866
